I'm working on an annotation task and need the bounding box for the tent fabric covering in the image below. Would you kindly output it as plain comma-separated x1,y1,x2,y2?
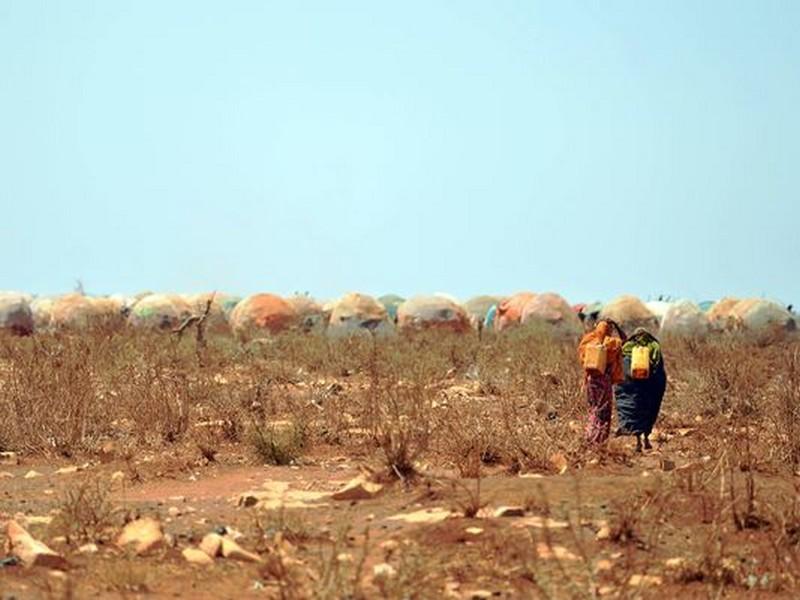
229,294,298,340
327,293,393,337
128,294,194,330
660,300,710,337
520,292,582,337
30,296,56,330
396,295,471,333
286,294,327,332
615,331,667,436
599,295,659,337
645,301,672,324
49,294,125,329
707,297,740,331
0,292,34,336
496,292,536,331
731,299,796,341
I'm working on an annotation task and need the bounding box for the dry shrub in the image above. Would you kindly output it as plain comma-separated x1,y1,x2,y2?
0,334,103,454
248,419,307,466
51,476,119,543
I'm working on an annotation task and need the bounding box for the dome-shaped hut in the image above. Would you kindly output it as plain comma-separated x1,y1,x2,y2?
127,294,194,330
229,294,298,340
520,292,582,338
396,295,471,334
660,300,710,338
0,292,34,336
495,292,536,332
599,295,659,335
327,293,393,337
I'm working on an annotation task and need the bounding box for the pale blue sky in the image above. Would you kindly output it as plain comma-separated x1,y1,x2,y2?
1,1,798,304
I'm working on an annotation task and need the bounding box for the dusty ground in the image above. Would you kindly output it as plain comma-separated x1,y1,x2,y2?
1,330,798,598
0,434,797,599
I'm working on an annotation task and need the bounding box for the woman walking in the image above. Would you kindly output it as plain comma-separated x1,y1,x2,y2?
615,328,667,452
578,319,625,445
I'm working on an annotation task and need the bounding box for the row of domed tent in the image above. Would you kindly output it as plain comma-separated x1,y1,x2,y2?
1,290,795,343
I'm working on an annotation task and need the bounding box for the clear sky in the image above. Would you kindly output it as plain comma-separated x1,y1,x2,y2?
1,1,798,305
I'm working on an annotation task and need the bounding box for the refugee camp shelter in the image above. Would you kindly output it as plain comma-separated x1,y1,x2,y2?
0,292,34,336
229,294,298,340
396,295,471,333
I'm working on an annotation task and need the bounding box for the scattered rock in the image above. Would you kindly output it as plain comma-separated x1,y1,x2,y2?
23,470,43,479
0,452,19,465
78,543,98,555
199,533,223,558
598,586,614,596
664,557,687,569
518,473,544,479
220,537,261,563
54,466,79,475
110,471,125,482
629,574,663,587
465,527,483,535
373,562,397,579
0,472,13,479
116,518,164,555
183,547,214,565
549,453,569,474
595,522,611,541
238,482,328,510
595,559,613,573
20,515,53,526
167,506,181,518
466,591,492,600
331,476,383,501
54,465,87,475
493,506,525,518
536,543,578,561
386,507,453,524
6,521,68,570
512,516,569,530
660,458,676,472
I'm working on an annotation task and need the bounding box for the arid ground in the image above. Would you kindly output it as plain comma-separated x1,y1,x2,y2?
0,328,798,599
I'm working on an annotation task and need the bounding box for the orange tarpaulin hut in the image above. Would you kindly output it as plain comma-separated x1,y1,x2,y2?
520,292,582,337
495,292,536,331
229,294,298,340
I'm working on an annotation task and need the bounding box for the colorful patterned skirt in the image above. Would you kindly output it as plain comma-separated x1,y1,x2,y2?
585,372,613,444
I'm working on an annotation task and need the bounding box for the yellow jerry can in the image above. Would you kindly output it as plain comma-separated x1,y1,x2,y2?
583,343,607,375
631,346,650,379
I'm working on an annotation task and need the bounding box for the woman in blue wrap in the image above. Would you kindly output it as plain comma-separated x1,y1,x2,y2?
614,328,667,452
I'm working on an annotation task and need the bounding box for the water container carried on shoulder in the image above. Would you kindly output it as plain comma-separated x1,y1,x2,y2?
631,346,650,379
583,343,607,376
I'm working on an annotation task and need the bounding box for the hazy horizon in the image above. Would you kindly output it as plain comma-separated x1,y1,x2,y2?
2,2,798,305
